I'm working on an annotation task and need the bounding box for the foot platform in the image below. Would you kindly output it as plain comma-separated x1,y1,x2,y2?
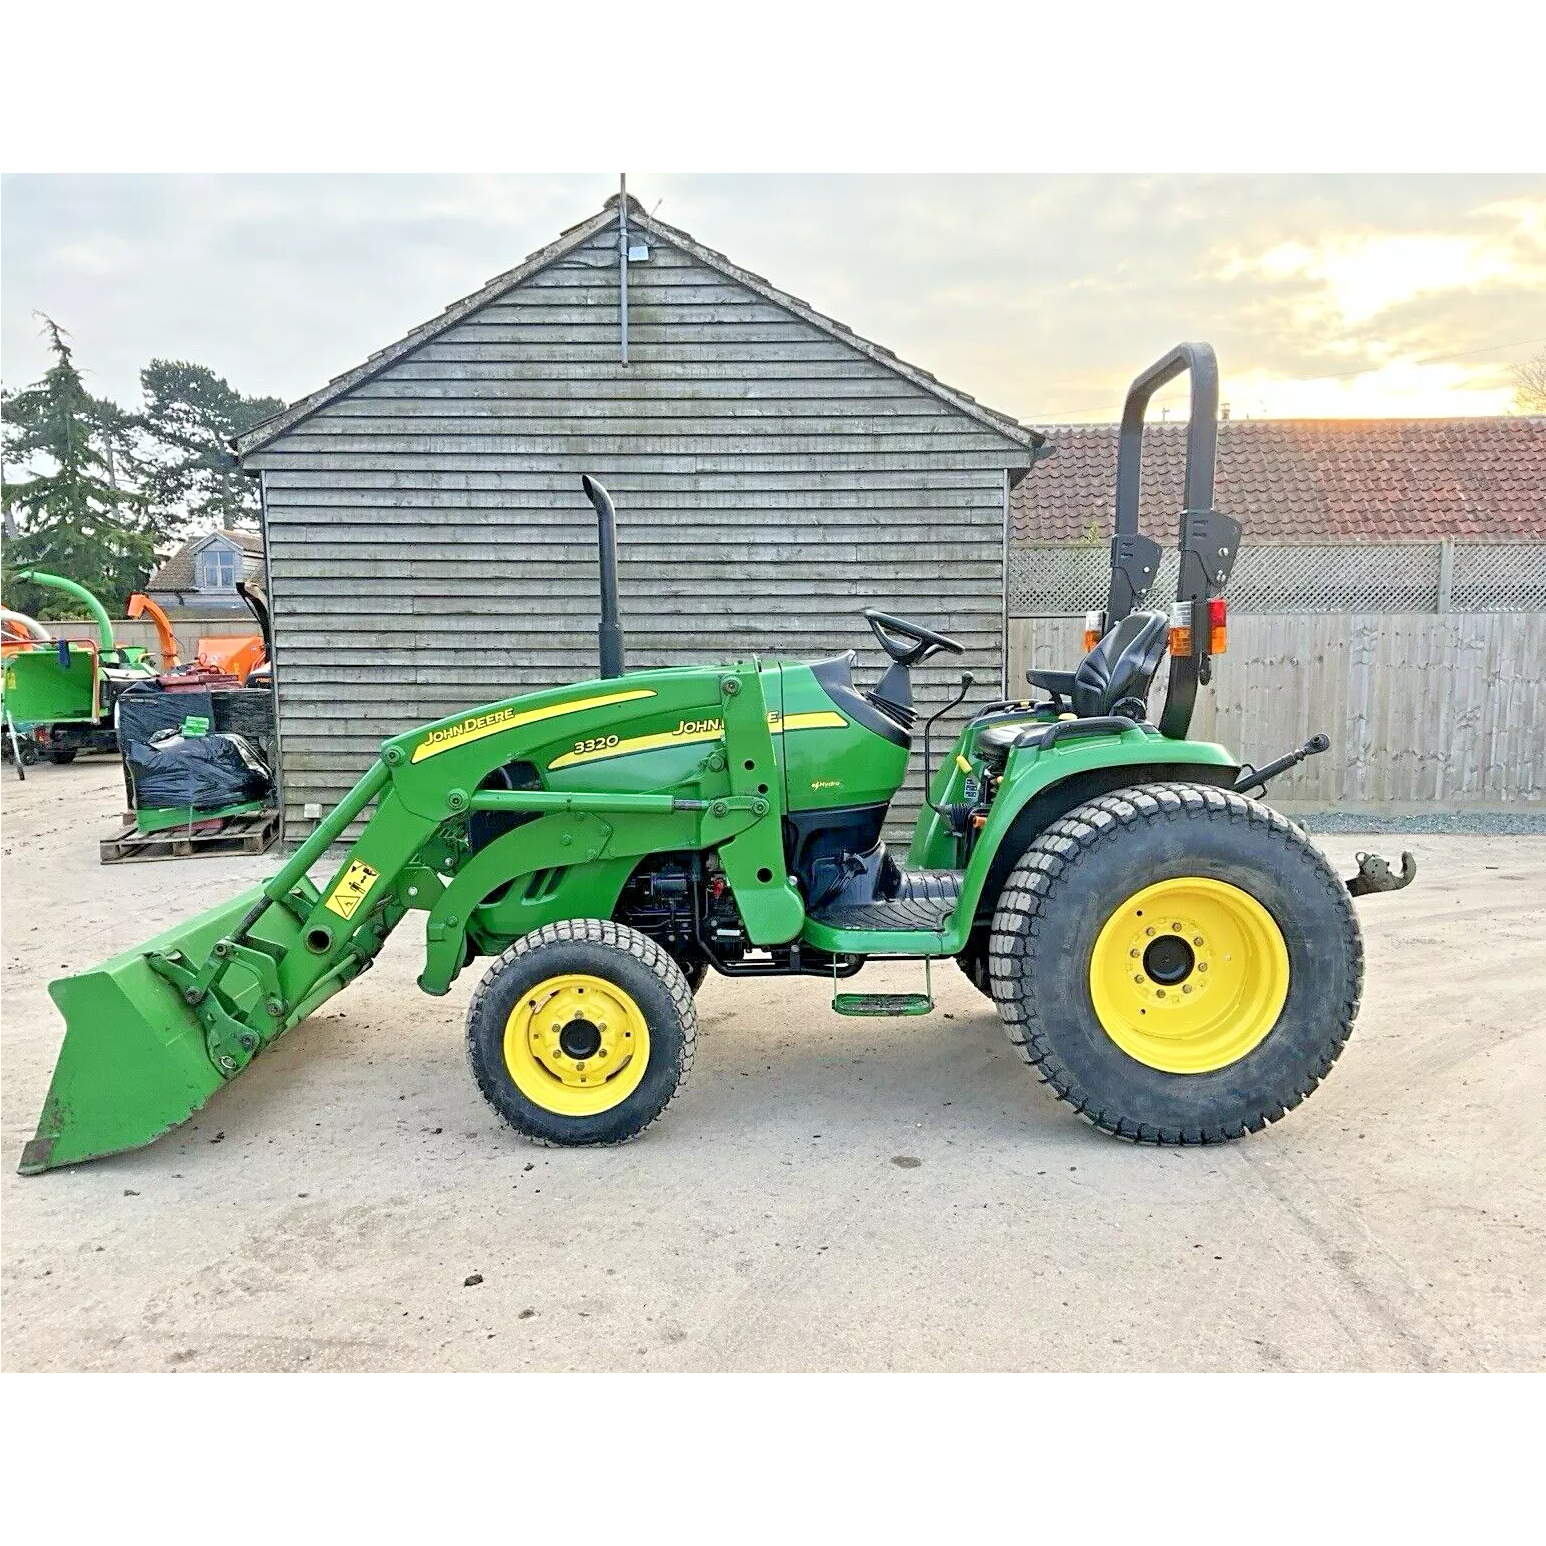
831,958,934,1017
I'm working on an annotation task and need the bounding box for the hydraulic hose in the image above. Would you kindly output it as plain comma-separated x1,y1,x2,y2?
15,571,115,651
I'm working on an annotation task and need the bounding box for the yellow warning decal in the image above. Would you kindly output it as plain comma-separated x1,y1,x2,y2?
548,708,848,770
409,689,656,764
324,860,381,920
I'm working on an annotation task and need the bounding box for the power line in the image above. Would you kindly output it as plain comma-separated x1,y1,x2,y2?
1023,332,1546,423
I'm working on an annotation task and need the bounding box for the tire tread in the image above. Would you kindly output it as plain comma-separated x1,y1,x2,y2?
465,918,696,1146
989,782,1363,1146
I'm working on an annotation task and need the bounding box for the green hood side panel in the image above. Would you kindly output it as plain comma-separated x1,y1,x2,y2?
386,666,738,818
776,662,910,815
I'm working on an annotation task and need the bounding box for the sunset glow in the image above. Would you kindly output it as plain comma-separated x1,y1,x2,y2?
4,175,1545,426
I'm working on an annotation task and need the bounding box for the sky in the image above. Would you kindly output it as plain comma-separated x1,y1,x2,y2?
3,173,1544,427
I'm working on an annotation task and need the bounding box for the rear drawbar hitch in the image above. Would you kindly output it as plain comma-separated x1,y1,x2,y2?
1346,851,1418,898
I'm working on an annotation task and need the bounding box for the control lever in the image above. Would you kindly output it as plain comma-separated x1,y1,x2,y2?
923,671,975,820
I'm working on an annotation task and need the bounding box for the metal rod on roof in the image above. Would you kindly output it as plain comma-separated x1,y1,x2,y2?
619,173,629,366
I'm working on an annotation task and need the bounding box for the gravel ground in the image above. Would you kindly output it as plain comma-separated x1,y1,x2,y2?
1286,807,1546,836
3,759,1544,1372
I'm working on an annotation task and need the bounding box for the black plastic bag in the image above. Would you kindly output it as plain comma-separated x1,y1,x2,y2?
125,728,272,812
116,684,216,750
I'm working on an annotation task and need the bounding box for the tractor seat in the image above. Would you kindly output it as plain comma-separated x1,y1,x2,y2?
1027,609,1169,719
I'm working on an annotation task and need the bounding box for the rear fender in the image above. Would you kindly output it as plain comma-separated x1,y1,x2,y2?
952,737,1240,934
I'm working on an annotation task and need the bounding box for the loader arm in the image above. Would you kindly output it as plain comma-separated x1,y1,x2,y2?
20,661,804,1173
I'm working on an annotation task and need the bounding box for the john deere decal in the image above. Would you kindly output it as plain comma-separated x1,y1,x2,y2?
410,688,656,763
548,708,848,769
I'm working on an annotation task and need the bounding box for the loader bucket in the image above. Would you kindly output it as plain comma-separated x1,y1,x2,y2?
18,883,308,1175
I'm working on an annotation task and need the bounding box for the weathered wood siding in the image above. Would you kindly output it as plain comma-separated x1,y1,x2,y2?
246,226,1030,836
1008,613,1546,804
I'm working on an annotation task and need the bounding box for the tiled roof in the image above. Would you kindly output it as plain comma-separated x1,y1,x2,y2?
147,529,266,594
1011,418,1546,544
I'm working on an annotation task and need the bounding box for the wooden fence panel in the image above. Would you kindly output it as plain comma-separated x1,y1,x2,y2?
1008,613,1545,805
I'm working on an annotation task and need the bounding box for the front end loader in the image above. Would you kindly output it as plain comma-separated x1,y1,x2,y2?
19,344,1413,1175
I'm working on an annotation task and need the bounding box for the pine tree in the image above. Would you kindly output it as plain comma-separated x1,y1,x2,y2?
138,360,284,537
1,317,155,618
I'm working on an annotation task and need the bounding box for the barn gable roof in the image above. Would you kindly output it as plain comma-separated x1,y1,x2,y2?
235,196,1045,459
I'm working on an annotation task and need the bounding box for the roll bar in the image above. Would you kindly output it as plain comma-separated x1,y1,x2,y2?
1103,342,1241,739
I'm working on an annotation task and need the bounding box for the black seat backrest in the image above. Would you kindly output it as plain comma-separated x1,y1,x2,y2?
1072,609,1169,718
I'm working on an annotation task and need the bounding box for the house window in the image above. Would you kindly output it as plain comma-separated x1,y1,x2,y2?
197,546,239,591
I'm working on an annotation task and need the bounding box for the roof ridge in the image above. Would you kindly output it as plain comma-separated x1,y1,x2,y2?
1039,416,1546,431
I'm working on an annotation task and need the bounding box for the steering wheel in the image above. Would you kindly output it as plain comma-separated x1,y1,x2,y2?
863,608,965,667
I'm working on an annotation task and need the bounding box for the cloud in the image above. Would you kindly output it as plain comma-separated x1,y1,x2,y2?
4,173,1543,424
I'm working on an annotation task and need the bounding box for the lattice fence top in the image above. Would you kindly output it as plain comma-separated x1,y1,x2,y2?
1451,543,1546,614
1008,541,1546,615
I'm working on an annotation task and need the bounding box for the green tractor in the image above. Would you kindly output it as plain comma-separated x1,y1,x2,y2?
19,344,1412,1175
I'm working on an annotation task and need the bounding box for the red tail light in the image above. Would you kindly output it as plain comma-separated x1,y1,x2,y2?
1207,596,1228,655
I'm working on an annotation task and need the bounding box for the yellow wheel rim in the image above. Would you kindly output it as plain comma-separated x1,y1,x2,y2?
1088,877,1290,1074
502,973,651,1117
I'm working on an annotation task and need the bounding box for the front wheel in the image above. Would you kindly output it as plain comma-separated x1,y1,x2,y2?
466,919,696,1146
989,783,1363,1144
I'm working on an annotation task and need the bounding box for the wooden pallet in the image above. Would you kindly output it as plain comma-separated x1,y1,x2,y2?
100,807,281,864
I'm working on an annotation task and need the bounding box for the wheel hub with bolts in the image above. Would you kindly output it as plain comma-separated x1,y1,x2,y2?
557,1017,603,1062
1089,876,1291,1074
1141,933,1196,986
501,973,650,1114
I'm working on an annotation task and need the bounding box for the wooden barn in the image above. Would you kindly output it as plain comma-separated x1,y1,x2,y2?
236,195,1046,835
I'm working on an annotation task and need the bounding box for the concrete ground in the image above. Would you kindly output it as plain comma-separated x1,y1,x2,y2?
3,759,1543,1372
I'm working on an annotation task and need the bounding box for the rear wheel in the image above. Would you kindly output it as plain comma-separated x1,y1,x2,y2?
466,919,696,1146
49,746,77,765
989,783,1362,1143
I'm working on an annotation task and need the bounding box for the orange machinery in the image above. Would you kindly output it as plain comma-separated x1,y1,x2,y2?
126,590,269,685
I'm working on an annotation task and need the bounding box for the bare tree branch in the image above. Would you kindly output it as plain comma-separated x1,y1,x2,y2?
1511,349,1546,414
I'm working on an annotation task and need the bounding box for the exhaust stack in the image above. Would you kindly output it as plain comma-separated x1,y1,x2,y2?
581,475,625,678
